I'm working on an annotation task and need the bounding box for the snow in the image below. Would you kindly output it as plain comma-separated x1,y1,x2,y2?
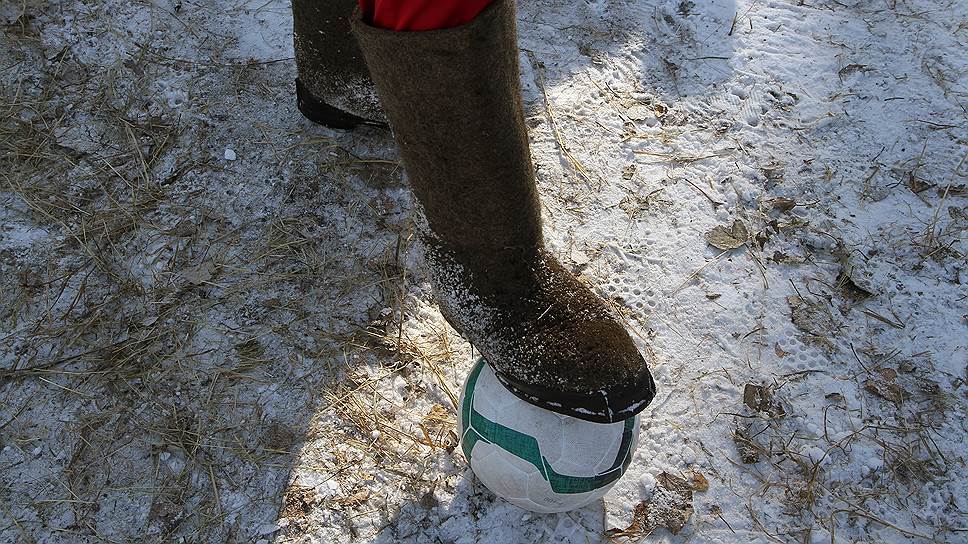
1,0,966,542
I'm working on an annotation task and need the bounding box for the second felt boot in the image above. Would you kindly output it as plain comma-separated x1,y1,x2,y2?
352,0,656,423
291,0,386,129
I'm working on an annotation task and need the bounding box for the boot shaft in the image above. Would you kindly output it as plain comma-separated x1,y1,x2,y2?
352,0,544,267
292,0,384,124
351,0,656,422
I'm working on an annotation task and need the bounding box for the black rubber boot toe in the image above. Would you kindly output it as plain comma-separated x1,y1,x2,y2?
295,78,387,130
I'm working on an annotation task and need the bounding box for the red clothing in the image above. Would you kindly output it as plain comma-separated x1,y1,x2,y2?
358,0,493,31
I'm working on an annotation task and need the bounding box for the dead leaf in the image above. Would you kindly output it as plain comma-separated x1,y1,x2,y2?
836,267,874,300
898,360,916,373
419,490,439,509
608,471,703,538
181,261,215,285
774,343,792,358
280,485,317,519
166,220,196,237
626,104,653,121
772,197,796,212
907,174,934,194
788,295,837,351
753,230,771,250
335,489,370,507
838,63,869,80
864,368,906,406
705,219,749,250
685,470,709,492
743,383,785,417
733,426,761,464
743,383,766,411
622,164,637,180
734,443,759,464
864,380,902,405
938,184,967,197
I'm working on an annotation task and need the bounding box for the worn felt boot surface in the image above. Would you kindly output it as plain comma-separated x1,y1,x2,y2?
292,0,386,128
353,0,656,423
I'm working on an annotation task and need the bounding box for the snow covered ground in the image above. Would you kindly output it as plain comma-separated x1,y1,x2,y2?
2,0,966,542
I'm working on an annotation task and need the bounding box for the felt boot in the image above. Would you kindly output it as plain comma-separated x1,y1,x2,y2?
352,0,655,423
291,0,386,129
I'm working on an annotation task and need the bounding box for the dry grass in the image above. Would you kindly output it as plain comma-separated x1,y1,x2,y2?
0,7,420,539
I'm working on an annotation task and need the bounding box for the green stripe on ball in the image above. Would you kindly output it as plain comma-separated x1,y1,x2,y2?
460,358,635,495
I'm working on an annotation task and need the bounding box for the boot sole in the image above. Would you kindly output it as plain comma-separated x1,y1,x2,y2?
296,78,388,131
490,361,657,424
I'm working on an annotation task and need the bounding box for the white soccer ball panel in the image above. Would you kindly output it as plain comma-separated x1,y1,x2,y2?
459,360,641,513
468,442,535,500
557,418,623,477
469,366,566,466
521,470,610,513
594,421,641,474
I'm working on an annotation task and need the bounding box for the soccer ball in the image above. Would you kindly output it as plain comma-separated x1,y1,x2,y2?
458,358,640,513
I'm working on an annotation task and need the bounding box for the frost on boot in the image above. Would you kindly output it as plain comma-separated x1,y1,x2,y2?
427,243,656,423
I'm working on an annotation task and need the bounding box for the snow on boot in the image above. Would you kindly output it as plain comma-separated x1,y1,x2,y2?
352,0,656,423
291,0,387,129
